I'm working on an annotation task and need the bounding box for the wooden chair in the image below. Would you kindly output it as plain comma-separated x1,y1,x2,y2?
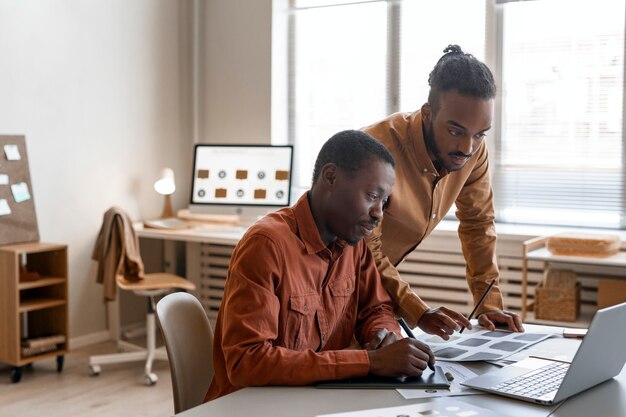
88,207,195,386
156,292,214,413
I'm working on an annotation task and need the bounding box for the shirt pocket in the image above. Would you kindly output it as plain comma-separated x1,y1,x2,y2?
287,293,319,350
329,275,355,318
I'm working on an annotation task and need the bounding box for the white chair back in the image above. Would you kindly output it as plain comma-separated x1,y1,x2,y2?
157,292,214,413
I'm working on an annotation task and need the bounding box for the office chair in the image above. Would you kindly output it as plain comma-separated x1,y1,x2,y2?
88,207,196,386
156,292,214,413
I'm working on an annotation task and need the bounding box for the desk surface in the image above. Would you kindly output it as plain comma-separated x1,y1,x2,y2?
135,222,245,245
177,324,626,417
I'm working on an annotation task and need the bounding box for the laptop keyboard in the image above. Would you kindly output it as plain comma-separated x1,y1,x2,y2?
492,362,570,398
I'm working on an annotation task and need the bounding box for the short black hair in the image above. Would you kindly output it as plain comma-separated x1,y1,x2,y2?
428,44,496,112
311,130,395,186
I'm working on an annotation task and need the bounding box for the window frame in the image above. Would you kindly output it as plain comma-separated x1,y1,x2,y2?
285,0,626,230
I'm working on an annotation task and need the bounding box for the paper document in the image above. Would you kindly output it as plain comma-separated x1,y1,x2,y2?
497,336,580,364
397,362,484,399
417,329,552,362
0,174,8,185
315,398,504,417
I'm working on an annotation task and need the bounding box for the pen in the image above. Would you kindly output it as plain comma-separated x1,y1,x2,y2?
459,278,497,334
398,317,435,371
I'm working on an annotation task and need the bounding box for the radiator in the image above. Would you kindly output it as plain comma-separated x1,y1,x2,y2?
193,232,623,324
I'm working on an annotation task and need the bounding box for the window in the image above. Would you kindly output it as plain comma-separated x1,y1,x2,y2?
494,0,625,228
288,0,486,190
289,1,388,189
287,0,626,229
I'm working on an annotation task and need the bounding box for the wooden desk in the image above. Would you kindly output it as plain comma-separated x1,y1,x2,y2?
176,324,626,417
521,236,626,326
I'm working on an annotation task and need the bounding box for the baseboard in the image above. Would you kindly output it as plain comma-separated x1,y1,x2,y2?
70,330,111,350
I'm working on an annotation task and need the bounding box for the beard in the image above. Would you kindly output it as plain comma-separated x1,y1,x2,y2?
424,121,446,170
424,121,472,172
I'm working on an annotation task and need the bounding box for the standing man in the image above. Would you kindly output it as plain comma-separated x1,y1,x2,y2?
363,45,523,340
206,130,435,402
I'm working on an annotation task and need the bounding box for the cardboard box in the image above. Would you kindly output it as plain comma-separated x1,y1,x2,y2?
597,279,626,309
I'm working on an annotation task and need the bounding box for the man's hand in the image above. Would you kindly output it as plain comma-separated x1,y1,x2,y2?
367,338,435,378
363,328,398,350
478,310,524,332
417,307,472,340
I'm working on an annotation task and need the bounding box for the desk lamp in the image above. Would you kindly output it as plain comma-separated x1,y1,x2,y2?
154,168,176,218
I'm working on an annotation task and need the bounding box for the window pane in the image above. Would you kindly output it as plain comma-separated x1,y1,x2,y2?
495,0,625,228
291,2,387,190
400,0,486,111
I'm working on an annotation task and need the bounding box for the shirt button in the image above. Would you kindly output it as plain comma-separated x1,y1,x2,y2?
345,288,350,294
303,304,308,311
432,213,437,219
423,168,428,173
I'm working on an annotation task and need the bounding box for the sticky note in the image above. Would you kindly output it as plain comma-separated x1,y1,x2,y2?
4,144,21,161
0,199,10,216
0,174,8,185
11,182,31,203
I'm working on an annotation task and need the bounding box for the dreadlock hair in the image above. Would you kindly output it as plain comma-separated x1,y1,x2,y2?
311,130,395,186
427,45,496,113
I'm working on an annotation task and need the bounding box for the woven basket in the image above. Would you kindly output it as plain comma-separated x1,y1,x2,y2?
535,282,581,322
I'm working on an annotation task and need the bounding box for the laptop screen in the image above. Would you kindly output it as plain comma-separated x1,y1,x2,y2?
189,144,294,208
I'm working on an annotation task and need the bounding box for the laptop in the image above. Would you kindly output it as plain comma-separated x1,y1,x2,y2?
462,302,626,405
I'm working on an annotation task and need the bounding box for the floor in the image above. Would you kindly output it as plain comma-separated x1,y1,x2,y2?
0,340,175,417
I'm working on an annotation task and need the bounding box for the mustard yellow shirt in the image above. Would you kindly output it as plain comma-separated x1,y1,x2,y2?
363,110,503,327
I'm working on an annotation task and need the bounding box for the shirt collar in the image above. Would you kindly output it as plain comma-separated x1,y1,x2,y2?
292,192,348,255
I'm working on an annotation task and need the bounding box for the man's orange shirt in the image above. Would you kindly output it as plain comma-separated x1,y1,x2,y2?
205,193,400,401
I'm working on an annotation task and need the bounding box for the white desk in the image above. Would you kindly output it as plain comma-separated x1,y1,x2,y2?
176,324,626,417
135,222,246,245
135,223,246,320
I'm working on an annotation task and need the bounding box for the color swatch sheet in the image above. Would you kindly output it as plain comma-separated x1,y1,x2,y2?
417,330,552,362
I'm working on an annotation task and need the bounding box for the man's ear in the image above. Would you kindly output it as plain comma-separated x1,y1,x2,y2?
320,163,338,187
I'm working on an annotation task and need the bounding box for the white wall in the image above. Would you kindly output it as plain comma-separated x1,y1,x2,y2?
199,0,273,144
0,0,193,339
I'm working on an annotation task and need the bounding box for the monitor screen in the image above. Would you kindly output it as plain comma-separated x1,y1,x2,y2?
189,144,294,208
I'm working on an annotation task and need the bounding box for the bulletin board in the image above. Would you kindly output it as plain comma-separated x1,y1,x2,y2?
0,135,39,245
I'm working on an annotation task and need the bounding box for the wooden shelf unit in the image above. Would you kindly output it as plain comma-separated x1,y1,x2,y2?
0,242,68,382
521,236,626,326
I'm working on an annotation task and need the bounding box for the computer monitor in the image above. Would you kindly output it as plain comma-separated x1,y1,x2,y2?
188,144,294,223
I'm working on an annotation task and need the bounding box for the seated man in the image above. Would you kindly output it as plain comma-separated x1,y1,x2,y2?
206,130,435,401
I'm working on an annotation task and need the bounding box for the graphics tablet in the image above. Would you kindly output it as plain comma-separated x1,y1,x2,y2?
315,365,450,389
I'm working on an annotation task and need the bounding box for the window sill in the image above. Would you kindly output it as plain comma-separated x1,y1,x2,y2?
434,219,626,245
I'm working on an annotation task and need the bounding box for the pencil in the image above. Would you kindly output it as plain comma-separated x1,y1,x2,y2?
459,278,497,333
